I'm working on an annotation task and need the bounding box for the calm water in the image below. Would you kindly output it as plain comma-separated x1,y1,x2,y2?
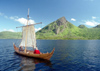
0,39,100,71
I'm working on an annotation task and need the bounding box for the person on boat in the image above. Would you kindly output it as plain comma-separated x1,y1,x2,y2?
19,46,23,51
34,47,40,54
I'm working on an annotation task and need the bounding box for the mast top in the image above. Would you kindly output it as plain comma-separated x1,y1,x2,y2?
28,8,29,15
27,8,29,18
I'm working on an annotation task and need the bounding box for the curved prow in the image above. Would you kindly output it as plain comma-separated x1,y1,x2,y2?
50,48,55,54
45,48,55,60
13,43,55,60
13,43,19,52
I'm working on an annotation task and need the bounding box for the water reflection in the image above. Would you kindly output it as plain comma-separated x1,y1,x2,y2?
14,53,52,71
5,40,100,71
20,57,35,71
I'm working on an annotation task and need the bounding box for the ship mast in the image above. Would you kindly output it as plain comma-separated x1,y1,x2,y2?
24,8,29,53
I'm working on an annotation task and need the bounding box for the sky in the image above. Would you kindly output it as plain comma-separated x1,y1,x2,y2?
0,0,100,32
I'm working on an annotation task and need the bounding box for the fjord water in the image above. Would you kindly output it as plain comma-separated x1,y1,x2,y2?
0,39,100,71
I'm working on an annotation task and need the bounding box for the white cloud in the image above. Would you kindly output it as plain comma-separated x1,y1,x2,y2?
10,16,15,20
92,16,96,19
35,28,41,32
3,29,15,32
4,16,8,19
16,18,35,25
0,12,35,25
29,19,35,24
71,18,76,21
9,16,19,20
3,29,7,31
15,18,27,25
10,17,35,25
83,20,99,26
8,29,15,32
15,16,19,18
0,12,8,19
0,12,4,16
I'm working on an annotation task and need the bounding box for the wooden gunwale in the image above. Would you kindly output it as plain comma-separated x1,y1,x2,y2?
13,43,55,60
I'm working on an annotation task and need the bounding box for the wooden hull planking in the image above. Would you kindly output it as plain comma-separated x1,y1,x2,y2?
13,44,55,60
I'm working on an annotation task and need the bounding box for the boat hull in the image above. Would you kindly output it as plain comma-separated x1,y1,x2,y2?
13,44,55,60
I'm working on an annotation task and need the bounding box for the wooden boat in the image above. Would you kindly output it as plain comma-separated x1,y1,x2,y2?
13,9,55,60
13,44,55,60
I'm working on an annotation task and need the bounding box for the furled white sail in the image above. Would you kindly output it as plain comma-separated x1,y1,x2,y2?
19,25,36,48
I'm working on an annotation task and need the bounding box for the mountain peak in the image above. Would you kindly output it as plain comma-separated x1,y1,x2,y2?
78,25,87,28
37,16,71,35
58,16,66,21
56,16,67,26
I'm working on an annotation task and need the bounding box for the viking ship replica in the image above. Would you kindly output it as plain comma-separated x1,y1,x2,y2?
13,9,55,60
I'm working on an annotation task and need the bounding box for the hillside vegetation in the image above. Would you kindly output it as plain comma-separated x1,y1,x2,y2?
0,17,100,40
0,31,21,39
36,17,100,40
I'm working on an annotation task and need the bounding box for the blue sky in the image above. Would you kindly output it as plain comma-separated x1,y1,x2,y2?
0,0,100,32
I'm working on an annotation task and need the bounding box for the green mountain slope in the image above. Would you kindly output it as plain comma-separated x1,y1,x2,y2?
0,17,100,40
0,31,21,39
94,24,100,28
36,17,77,39
36,17,100,40
78,25,87,29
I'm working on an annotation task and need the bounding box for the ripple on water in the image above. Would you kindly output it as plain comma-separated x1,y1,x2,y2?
1,40,100,71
